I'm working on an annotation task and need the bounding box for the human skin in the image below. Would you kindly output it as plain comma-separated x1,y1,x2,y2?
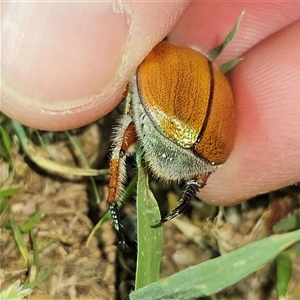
2,1,300,205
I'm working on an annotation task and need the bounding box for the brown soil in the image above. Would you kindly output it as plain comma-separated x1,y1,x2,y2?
1,114,300,300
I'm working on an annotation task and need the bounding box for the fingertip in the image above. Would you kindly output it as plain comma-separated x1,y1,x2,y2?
2,2,129,130
200,19,300,205
2,1,191,130
169,2,300,64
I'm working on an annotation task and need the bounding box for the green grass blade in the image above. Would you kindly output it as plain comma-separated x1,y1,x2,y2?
19,211,43,233
34,129,50,157
29,230,40,270
130,229,300,299
276,252,292,299
208,11,244,61
23,264,56,290
86,174,137,246
86,210,110,246
220,58,243,74
65,131,101,204
0,188,20,199
0,124,12,163
0,197,9,214
9,212,29,266
10,120,107,177
135,148,163,290
274,212,300,233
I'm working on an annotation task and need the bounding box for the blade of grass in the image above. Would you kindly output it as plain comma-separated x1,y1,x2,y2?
23,264,56,290
11,120,108,178
130,229,300,299
19,211,43,233
9,212,29,266
0,125,12,151
65,130,101,204
0,168,16,191
0,197,10,215
86,173,138,246
135,147,163,290
220,57,243,74
86,210,110,246
0,188,20,199
0,124,12,164
208,11,244,61
29,230,40,271
273,212,300,233
34,129,50,157
276,252,292,299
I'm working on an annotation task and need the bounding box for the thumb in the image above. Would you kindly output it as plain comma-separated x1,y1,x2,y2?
1,1,190,130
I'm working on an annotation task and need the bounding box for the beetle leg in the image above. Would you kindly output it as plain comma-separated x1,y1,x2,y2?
107,116,137,248
158,173,210,223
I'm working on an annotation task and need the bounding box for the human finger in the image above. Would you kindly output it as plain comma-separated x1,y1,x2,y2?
1,1,190,130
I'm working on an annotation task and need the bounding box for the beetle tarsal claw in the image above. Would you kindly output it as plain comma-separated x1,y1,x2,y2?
158,179,203,223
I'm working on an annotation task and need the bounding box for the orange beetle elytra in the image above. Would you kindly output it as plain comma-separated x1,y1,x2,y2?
106,14,242,247
137,41,235,165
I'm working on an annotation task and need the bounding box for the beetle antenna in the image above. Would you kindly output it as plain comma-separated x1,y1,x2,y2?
109,203,128,250
158,174,210,223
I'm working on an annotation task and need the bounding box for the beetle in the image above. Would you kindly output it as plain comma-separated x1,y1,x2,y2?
106,13,243,247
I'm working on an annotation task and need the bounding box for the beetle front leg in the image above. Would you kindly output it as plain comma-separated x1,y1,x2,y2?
107,115,137,248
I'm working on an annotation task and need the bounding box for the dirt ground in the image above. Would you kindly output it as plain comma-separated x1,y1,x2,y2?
1,113,300,300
